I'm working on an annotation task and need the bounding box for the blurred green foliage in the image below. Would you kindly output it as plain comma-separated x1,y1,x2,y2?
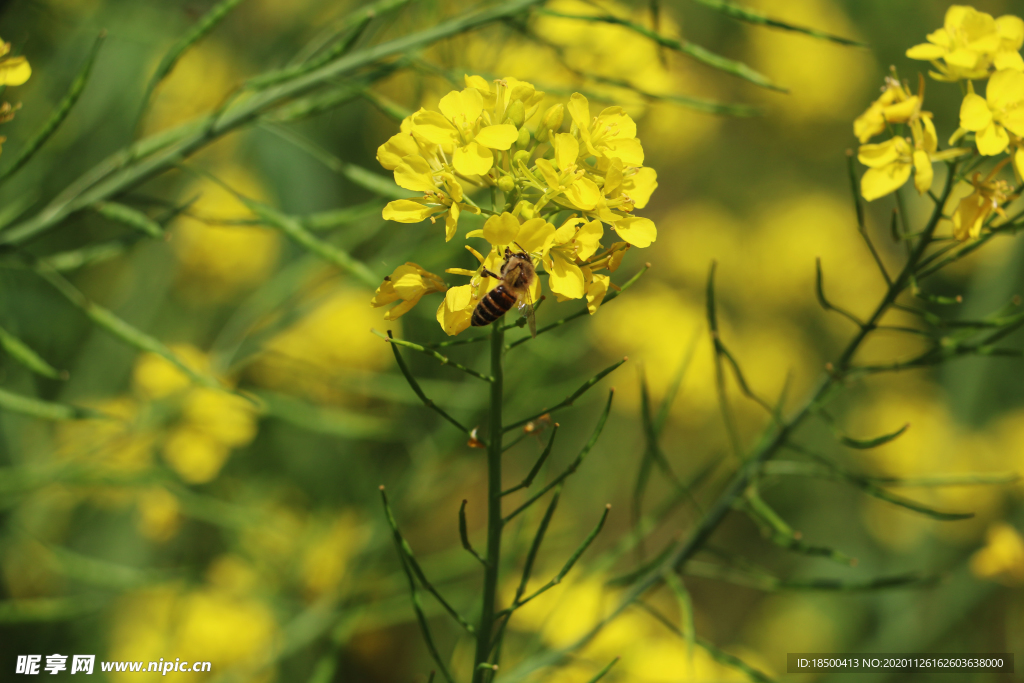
0,0,1023,682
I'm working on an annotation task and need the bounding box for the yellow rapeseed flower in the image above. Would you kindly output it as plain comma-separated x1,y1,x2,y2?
858,119,937,201
958,69,1024,155
951,170,1016,241
853,77,922,143
907,5,1023,81
370,262,447,321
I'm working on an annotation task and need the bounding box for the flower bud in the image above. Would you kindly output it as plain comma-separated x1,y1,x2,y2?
541,103,564,133
516,126,531,149
515,200,536,219
535,127,550,143
506,100,526,128
497,175,515,193
512,149,531,167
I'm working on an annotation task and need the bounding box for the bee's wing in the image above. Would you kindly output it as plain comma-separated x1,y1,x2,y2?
518,282,537,339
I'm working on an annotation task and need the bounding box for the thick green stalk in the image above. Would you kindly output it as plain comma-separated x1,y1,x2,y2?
473,324,505,682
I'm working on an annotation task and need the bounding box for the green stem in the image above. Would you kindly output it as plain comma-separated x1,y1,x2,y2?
473,324,505,682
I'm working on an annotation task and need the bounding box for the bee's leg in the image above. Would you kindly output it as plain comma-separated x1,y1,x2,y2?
481,269,501,279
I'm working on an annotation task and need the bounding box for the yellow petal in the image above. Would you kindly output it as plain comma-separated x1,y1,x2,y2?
575,220,604,261
437,285,474,336
975,122,1009,155
566,177,602,211
857,138,905,168
952,191,989,241
567,93,591,132
553,133,579,171
996,50,1024,71
881,96,919,124
601,137,644,166
860,163,912,201
1015,147,1024,180
1001,107,1024,136
383,199,438,223
584,272,610,315
439,87,484,124
997,15,1024,49
545,251,585,299
516,217,555,255
445,203,460,242
0,56,30,86
853,102,886,143
411,109,459,145
960,92,993,132
453,141,494,176
474,124,519,150
535,158,562,190
986,69,1024,110
912,150,934,195
906,43,946,60
482,212,520,246
612,216,656,247
393,156,437,193
628,167,658,208
376,132,420,170
383,295,421,321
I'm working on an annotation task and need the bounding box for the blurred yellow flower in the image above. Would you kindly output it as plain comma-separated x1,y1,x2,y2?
172,165,281,302
136,487,181,542
951,171,1015,241
907,6,1023,81
132,349,259,484
133,344,210,400
958,69,1024,155
250,288,392,401
300,512,369,599
110,583,278,682
0,39,30,86
853,77,921,143
970,523,1024,585
371,262,447,321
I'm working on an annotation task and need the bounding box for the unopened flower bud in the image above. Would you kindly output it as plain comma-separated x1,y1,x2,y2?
497,175,515,193
535,127,550,142
541,103,564,133
516,126,531,149
516,200,536,219
512,149,531,167
506,100,526,128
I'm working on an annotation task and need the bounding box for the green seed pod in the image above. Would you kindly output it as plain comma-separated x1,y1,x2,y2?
497,175,515,193
506,100,526,128
516,126,531,149
512,149,531,167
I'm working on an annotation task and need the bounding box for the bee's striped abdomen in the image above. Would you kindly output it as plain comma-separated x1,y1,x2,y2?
472,285,517,327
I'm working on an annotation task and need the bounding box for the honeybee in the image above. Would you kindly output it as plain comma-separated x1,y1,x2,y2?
471,246,537,337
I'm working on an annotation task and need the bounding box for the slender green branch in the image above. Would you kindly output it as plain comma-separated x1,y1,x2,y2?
459,500,486,566
507,264,649,349
504,390,614,524
501,425,559,496
0,387,107,421
535,8,786,92
816,257,865,327
471,325,506,683
379,487,457,683
384,330,474,437
0,32,105,183
584,657,620,683
379,487,476,634
504,359,625,432
690,0,866,46
497,504,610,614
846,151,892,286
706,262,741,457
372,330,493,382
0,326,65,380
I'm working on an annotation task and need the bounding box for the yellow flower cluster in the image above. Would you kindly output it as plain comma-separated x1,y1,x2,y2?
133,346,258,485
373,75,658,335
855,5,1024,241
